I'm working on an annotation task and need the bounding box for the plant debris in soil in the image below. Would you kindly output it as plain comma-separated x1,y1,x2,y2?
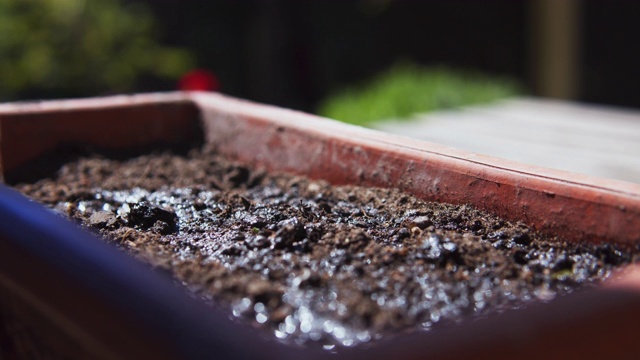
14,146,638,349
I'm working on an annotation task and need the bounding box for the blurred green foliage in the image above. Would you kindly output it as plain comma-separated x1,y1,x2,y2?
0,0,194,100
317,61,523,126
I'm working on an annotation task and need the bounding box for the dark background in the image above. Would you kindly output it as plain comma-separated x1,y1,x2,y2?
142,0,639,112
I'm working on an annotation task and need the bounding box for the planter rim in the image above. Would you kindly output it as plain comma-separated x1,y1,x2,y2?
0,92,191,114
4,91,637,196
188,91,640,197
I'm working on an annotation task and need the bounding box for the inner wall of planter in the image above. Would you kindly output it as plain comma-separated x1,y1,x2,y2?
0,99,202,184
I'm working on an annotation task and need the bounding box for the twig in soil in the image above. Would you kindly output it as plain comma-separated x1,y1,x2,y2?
131,163,152,189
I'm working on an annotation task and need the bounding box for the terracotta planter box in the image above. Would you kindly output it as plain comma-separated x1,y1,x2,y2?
1,92,640,359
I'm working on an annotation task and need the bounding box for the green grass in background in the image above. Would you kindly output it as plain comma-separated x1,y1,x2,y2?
317,61,523,127
0,0,194,100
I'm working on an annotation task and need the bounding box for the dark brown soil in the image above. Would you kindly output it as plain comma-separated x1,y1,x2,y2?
14,146,636,349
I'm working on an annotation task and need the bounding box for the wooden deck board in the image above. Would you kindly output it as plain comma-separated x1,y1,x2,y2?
374,97,640,183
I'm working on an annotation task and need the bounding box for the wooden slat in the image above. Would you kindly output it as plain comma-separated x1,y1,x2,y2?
375,98,640,184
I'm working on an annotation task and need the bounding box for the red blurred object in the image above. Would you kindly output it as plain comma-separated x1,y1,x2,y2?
178,69,220,91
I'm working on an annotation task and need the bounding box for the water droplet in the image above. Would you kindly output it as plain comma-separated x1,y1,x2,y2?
300,321,312,333
342,339,354,347
254,302,265,313
430,312,440,322
356,331,371,342
333,326,346,340
256,313,268,324
322,320,334,333
231,298,252,317
292,269,311,288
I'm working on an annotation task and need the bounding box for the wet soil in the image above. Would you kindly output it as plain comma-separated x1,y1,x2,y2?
14,146,637,349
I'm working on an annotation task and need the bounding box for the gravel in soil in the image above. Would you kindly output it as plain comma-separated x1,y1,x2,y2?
14,146,638,349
